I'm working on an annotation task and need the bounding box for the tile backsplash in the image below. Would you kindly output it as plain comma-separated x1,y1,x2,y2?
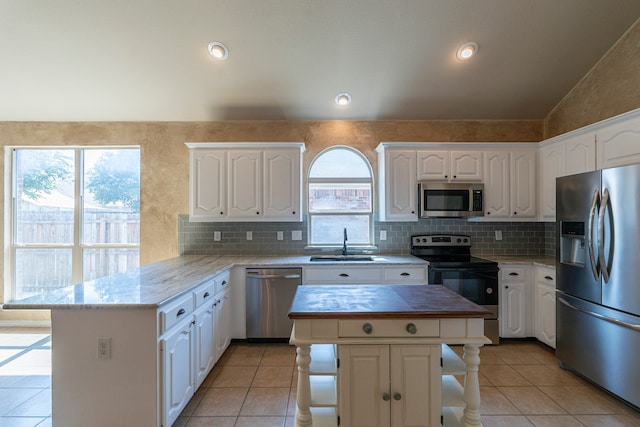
178,214,556,258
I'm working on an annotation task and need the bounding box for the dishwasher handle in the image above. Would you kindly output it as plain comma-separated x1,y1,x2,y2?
246,272,301,280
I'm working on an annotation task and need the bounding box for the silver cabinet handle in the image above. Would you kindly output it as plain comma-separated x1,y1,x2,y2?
393,392,402,401
406,323,417,334
382,393,390,401
246,273,301,279
339,273,349,277
362,323,373,334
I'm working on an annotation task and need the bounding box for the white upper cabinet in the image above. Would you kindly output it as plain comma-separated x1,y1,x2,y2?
187,143,305,222
596,111,640,169
565,135,596,176
378,149,417,222
417,150,483,181
539,143,565,221
481,148,536,221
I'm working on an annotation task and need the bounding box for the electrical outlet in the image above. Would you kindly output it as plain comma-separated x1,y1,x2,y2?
246,231,253,240
214,231,221,241
380,230,387,241
277,231,284,241
292,230,302,241
495,230,503,241
97,337,111,359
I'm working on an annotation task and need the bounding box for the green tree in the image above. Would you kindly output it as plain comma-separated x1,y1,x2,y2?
85,150,140,211
20,150,73,200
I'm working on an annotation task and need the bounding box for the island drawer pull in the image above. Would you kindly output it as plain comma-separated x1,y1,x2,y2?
203,292,210,299
393,392,402,401
339,273,350,277
176,308,186,317
362,323,373,334
509,272,519,276
221,280,227,286
544,276,554,281
406,323,417,334
382,392,390,401
400,272,410,276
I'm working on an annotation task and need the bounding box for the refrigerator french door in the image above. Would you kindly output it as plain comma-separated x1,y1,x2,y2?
556,163,640,409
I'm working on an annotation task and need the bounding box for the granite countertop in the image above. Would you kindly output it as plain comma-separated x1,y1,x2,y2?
3,254,426,310
482,255,555,268
288,285,493,319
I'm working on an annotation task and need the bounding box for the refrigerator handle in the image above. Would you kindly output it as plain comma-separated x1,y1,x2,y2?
558,296,640,332
588,188,600,281
598,188,611,283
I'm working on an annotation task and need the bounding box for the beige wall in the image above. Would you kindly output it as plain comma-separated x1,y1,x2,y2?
0,119,541,320
544,18,640,138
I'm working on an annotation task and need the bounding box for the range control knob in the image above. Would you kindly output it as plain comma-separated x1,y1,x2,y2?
463,238,469,243
457,238,462,243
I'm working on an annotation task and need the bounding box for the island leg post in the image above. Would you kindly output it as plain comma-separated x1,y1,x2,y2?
462,344,483,427
295,344,313,427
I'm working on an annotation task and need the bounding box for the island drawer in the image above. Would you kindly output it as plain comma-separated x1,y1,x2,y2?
383,267,427,284
338,319,439,337
159,293,194,334
193,279,216,308
215,270,231,293
304,267,384,284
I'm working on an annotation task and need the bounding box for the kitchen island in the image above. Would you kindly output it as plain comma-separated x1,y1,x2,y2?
288,285,492,427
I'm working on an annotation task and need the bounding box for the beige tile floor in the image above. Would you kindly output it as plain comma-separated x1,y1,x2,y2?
2,327,640,426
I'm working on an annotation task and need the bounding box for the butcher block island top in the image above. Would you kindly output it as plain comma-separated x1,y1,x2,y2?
288,284,493,320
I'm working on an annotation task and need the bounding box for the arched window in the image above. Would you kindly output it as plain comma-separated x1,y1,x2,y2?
308,146,373,247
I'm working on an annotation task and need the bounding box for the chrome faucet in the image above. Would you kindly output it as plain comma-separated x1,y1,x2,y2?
342,227,348,256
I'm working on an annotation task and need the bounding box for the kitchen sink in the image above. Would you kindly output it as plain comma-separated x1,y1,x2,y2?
309,255,375,262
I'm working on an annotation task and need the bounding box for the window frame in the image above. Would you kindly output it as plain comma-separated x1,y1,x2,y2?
7,146,140,300
307,146,375,248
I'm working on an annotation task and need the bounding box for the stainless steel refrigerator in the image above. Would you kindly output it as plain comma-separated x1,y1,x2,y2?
557,163,640,409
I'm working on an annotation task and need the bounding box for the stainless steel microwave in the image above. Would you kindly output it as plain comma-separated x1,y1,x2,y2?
418,182,484,218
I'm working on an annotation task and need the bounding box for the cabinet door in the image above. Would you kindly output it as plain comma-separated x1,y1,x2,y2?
417,151,449,181
540,144,565,221
483,152,510,218
228,150,262,218
215,286,232,361
500,282,526,338
263,149,302,221
596,113,640,169
381,150,417,221
510,151,537,218
194,304,216,388
190,150,226,220
339,345,391,427
160,319,195,427
450,151,483,181
535,283,556,348
565,135,596,176
389,345,440,427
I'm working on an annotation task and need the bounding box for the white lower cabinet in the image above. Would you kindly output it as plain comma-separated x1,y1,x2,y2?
499,265,529,338
194,299,216,388
534,267,556,348
338,344,441,427
303,265,428,285
160,316,196,427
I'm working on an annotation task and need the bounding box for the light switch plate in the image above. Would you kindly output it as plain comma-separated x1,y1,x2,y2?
495,230,503,241
292,230,302,241
214,231,221,241
246,231,253,240
380,230,387,241
277,231,284,241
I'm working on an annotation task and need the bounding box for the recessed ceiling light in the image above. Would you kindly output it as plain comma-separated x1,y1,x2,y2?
335,92,352,106
208,41,229,60
456,42,478,61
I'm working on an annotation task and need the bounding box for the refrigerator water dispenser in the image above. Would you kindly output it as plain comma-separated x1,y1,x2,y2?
560,221,586,267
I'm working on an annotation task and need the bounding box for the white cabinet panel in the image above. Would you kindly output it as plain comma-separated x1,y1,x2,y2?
483,151,510,218
417,150,449,180
539,143,565,220
535,267,556,348
597,113,640,169
190,150,226,220
228,150,262,218
450,151,483,181
417,150,483,181
379,149,418,221
565,136,596,176
263,149,302,220
510,151,537,218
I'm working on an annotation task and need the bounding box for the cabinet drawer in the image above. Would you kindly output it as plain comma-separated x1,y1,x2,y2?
338,319,439,338
193,279,216,308
304,267,384,284
501,266,528,281
215,270,231,293
383,267,427,284
536,267,556,287
159,293,194,335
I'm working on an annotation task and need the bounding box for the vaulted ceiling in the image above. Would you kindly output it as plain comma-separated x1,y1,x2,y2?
2,1,639,121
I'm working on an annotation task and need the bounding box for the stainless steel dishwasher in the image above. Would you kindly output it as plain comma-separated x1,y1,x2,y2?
245,268,302,342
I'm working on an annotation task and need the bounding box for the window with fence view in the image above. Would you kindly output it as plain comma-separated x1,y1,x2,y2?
11,148,140,300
